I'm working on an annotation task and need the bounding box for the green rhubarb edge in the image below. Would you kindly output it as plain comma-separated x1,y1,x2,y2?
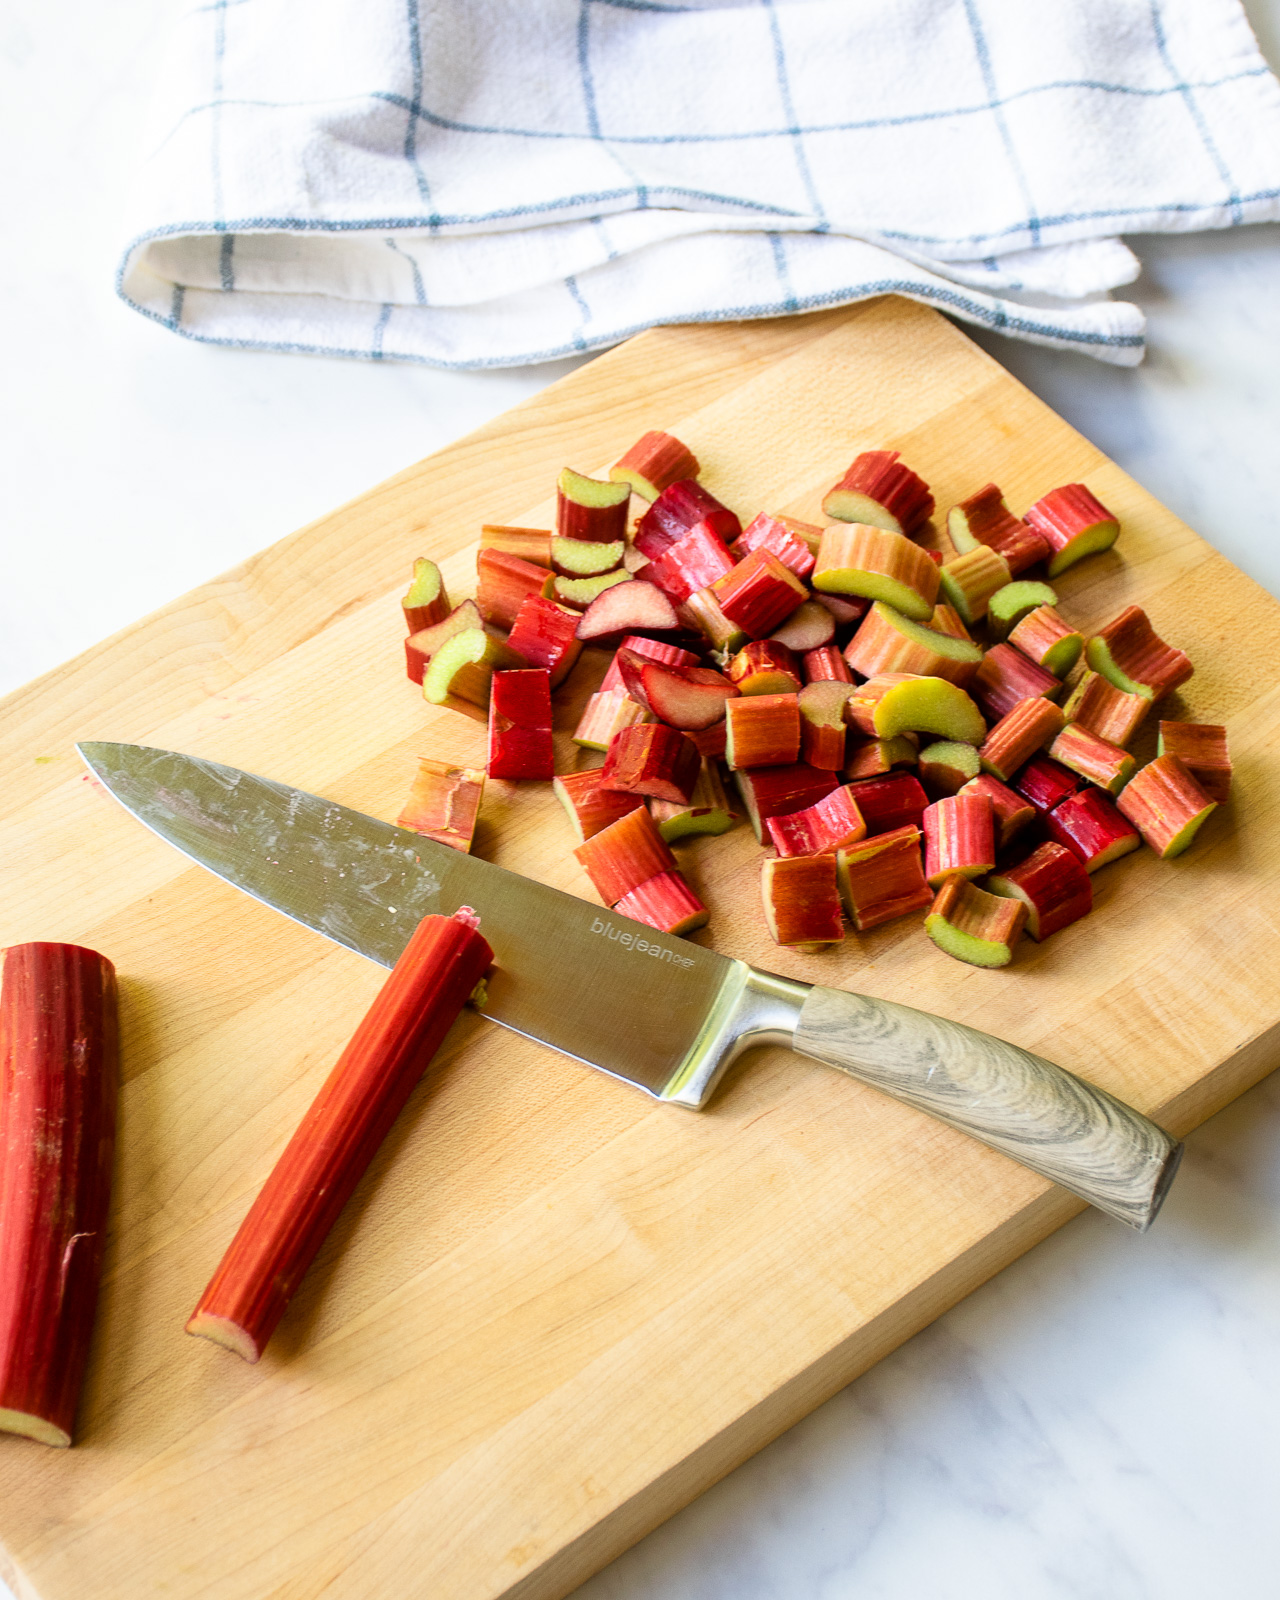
873,678,987,745
1085,635,1156,699
812,568,933,622
868,603,983,667
924,913,1015,968
987,581,1058,640
1045,520,1120,579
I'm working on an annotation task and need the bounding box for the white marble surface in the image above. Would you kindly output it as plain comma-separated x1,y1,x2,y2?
3,3,1280,1597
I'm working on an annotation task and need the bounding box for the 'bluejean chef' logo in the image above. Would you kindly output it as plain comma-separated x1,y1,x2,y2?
591,917,696,969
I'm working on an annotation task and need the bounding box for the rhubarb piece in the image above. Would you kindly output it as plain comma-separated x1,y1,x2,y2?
609,431,699,501
978,696,1067,783
551,569,633,610
946,483,1049,577
572,686,653,751
925,877,1027,968
769,601,836,654
1061,671,1149,748
971,643,1060,724
725,692,801,770
1008,605,1084,678
814,591,871,628
623,543,652,576
404,599,485,686
1157,721,1231,804
1025,483,1120,578
929,603,971,641
846,674,987,746
0,943,117,1446
1047,722,1136,795
600,635,699,691
479,525,552,566
727,640,803,697
918,740,981,795
958,773,1035,849
1116,755,1218,859
644,520,736,604
1044,787,1141,872
396,759,485,852
766,785,867,859
423,629,526,719
574,804,677,905
575,579,681,644
938,545,1011,626
846,771,928,835
843,735,920,780
688,721,728,762
836,825,932,931
487,669,554,781
507,595,584,688
803,644,854,684
649,759,738,841
734,764,839,841
635,479,741,559
799,681,853,770
923,792,996,886
761,855,844,950
551,535,625,578
1086,606,1193,701
812,525,940,622
1013,754,1085,815
187,910,491,1363
553,769,644,841
986,580,1058,642
601,723,701,804
476,548,548,630
844,601,982,686
614,871,709,934
633,660,739,731
986,841,1093,941
730,513,816,581
401,557,450,634
822,450,934,536
711,547,808,639
678,586,748,653
557,467,631,543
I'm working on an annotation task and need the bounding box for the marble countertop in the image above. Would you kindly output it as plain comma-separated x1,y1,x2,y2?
3,2,1280,1596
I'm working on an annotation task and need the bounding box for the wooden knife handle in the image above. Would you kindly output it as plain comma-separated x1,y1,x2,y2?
793,985,1181,1230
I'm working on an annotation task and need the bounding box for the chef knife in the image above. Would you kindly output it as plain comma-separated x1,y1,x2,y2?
78,741,1181,1229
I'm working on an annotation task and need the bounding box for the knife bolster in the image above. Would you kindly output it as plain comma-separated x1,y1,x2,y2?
660,966,807,1107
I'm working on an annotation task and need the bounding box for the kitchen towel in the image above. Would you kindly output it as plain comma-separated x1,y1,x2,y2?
118,0,1280,368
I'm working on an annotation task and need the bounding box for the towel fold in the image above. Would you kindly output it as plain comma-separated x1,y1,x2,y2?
119,0,1280,367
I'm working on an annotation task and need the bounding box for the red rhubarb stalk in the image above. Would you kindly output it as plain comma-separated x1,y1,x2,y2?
1012,753,1085,814
925,877,1027,968
404,599,485,687
766,785,867,858
553,769,644,842
187,911,491,1363
847,771,928,835
923,793,996,886
487,669,554,781
986,580,1058,641
1008,605,1084,678
601,723,701,803
761,855,845,950
918,740,981,796
556,468,631,542
572,686,653,751
678,586,748,653
843,734,920,780
957,774,1035,849
1024,483,1120,578
844,601,982,686
476,548,549,630
506,595,584,688
812,525,940,621
396,759,486,852
600,635,699,690
609,431,699,501
822,450,934,536
711,547,808,638
574,806,677,905
971,643,1060,723
929,603,972,641
649,759,738,841
986,842,1093,941
1043,787,1141,872
799,680,854,770
634,479,741,560
937,545,1011,626
978,696,1066,783
423,629,526,719
1115,756,1218,859
730,513,817,581
734,764,840,841
1047,722,1136,795
836,825,933,931
644,520,736,603
401,557,450,634
479,525,552,566
946,484,1048,576
0,944,117,1446
727,640,803,697
1086,606,1193,701
802,644,854,684
1157,721,1231,803
846,674,987,746
613,871,710,935
724,692,802,770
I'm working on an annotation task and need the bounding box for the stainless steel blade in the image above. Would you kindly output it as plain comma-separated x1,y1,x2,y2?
78,742,748,1098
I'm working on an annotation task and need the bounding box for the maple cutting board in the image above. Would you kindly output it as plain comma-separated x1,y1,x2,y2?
2,297,1278,1600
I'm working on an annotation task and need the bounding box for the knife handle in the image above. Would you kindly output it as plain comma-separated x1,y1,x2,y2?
792,985,1181,1230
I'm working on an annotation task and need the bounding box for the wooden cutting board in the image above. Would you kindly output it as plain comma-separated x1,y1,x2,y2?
2,297,1278,1600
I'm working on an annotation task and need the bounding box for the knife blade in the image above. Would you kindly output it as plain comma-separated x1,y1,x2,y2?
78,741,1181,1229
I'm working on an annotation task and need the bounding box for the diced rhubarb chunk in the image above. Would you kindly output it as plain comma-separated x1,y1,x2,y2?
614,649,738,731
844,601,982,686
476,548,549,630
799,680,853,770
1013,754,1085,815
507,594,584,688
650,759,739,841
731,512,818,580
635,479,741,557
572,686,653,751
609,431,699,501
923,792,996,886
480,525,552,566
836,825,932,931
734,764,840,841
574,578,681,644
761,855,844,950
769,601,836,654
957,773,1035,849
918,740,981,796
846,674,987,746
846,772,928,835
822,450,934,536
1008,605,1083,678
711,547,808,638
926,877,1027,968
600,635,700,691
1157,722,1231,803
1116,755,1218,858
929,603,971,641
1047,722,1136,795
404,599,484,685
766,785,867,858
986,580,1058,641
601,723,701,803
971,643,1060,723
557,467,631,542
423,629,527,720
553,769,644,842
396,759,485,851
613,871,710,935
1043,788,1141,872
574,805,677,905
644,520,736,603
552,569,633,610
938,545,1011,626
487,669,554,781
1086,606,1193,701
727,640,802,697
843,734,919,780
402,557,450,634
1060,670,1149,748
978,697,1066,783
803,644,854,684
946,484,1048,577
812,524,940,622
678,586,748,653
1024,483,1120,578
725,692,801,770
986,841,1093,941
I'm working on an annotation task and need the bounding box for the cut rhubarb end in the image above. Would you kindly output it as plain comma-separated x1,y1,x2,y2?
404,599,485,685
1062,671,1149,749
609,431,700,501
985,840,1093,942
556,468,631,542
1085,606,1193,702
480,525,553,566
402,557,450,634
762,855,845,949
725,692,802,770
923,792,996,886
1044,787,1142,872
836,824,932,931
575,580,680,644
601,723,701,804
574,804,677,905
799,680,854,770
640,660,739,730
978,696,1066,783
424,629,526,716
552,569,633,610
551,535,625,578
507,595,584,689
1008,605,1084,678
843,734,920,781
768,601,835,654
821,450,934,536
971,643,1060,724
1116,755,1218,859
946,483,1048,576
937,545,1011,626
711,547,808,639
958,773,1035,849
650,758,738,841
813,524,940,622
553,770,644,842
1047,722,1135,795
396,759,485,852
844,601,982,686
185,1312,263,1365
572,686,653,751
848,674,987,746
1025,484,1121,578
918,739,981,796
727,639,802,697
187,913,491,1364
766,785,867,859
1157,721,1231,803
734,764,840,841
487,669,554,781
986,581,1058,642
926,877,1027,968
613,871,709,935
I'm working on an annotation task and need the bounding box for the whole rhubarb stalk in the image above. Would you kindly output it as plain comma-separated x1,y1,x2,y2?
0,943,118,1447
187,910,491,1362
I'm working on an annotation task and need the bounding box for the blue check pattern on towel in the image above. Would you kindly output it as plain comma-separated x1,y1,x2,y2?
118,0,1280,367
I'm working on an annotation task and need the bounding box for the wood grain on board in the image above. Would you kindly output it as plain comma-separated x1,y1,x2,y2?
1,297,1277,1600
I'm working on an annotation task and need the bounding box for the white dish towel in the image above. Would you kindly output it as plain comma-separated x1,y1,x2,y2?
118,0,1280,368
